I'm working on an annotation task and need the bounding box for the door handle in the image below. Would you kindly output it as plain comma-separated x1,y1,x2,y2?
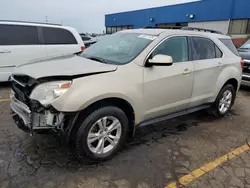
0,50,11,53
182,68,192,75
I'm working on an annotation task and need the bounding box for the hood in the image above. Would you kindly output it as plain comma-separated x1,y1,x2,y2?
14,54,117,79
238,49,250,60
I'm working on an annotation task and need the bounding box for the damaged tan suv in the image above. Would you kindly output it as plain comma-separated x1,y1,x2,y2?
10,28,242,162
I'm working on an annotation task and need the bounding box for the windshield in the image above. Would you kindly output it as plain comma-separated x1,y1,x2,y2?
80,32,155,65
240,39,250,49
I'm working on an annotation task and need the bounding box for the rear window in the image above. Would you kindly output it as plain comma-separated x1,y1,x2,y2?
219,39,239,56
0,24,39,45
42,27,77,45
191,37,216,60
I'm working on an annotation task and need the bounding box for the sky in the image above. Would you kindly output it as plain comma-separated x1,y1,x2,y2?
0,0,199,33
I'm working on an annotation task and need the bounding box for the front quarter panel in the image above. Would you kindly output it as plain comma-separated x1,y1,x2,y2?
51,63,144,122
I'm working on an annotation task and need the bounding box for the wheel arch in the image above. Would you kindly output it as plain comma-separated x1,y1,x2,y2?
213,77,239,103
213,65,241,102
222,78,238,92
64,97,136,145
81,97,136,128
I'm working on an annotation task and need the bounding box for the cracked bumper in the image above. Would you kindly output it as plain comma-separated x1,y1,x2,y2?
10,92,31,131
10,91,64,132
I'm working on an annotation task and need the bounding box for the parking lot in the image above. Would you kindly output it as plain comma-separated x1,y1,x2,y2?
0,83,250,188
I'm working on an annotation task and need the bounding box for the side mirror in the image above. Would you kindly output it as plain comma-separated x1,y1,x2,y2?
148,54,173,66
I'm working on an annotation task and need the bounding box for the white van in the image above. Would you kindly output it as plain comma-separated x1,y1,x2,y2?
0,21,85,81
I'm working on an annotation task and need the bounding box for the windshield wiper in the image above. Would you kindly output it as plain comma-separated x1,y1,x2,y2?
86,56,108,64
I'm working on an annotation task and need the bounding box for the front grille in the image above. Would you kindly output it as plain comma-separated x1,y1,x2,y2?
11,75,37,105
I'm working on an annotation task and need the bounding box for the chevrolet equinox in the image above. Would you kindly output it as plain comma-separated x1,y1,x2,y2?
10,28,242,162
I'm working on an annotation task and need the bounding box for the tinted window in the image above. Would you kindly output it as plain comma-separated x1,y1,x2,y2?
152,36,188,62
106,27,112,34
0,24,39,45
247,20,250,34
220,39,239,56
191,37,215,60
43,27,77,44
215,45,223,58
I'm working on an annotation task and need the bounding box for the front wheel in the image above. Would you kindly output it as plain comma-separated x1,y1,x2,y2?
212,84,236,117
73,106,129,163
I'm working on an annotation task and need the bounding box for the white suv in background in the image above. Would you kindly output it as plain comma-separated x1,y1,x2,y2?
10,28,242,162
0,21,85,82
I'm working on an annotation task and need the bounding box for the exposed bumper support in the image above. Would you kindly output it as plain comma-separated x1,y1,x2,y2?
10,93,64,132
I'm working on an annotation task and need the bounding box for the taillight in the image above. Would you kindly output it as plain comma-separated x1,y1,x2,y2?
240,59,244,69
81,46,86,51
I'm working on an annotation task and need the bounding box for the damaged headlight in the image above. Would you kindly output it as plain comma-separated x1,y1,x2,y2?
30,81,71,107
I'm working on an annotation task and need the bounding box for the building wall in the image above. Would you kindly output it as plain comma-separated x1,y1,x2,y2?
232,0,250,20
105,0,250,46
105,0,234,28
188,20,230,34
105,0,250,28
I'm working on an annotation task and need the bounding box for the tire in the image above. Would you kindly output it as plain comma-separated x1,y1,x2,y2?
211,84,236,117
73,106,129,163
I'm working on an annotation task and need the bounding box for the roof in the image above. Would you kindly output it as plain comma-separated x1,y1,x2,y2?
120,28,230,39
119,29,166,35
0,20,64,28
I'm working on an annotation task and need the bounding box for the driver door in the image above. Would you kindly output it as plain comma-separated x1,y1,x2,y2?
143,36,194,120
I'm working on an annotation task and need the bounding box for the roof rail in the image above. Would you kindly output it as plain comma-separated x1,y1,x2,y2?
181,27,223,34
0,20,62,26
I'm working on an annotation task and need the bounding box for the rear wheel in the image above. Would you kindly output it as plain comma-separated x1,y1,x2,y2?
212,84,236,117
72,106,129,163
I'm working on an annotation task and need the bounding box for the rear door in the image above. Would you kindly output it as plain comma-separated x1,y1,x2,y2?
0,24,47,81
42,27,81,57
189,36,224,107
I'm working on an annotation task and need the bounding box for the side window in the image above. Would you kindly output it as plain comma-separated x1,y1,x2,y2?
191,37,216,60
42,27,77,45
0,24,39,45
215,45,223,58
151,36,188,63
219,39,240,56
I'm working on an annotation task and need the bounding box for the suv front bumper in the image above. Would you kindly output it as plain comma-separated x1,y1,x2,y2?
10,93,32,132
10,91,64,132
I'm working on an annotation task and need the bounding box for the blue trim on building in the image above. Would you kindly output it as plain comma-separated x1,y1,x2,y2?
105,0,250,28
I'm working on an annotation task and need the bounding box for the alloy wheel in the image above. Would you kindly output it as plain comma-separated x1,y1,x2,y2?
218,90,233,114
87,116,122,155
